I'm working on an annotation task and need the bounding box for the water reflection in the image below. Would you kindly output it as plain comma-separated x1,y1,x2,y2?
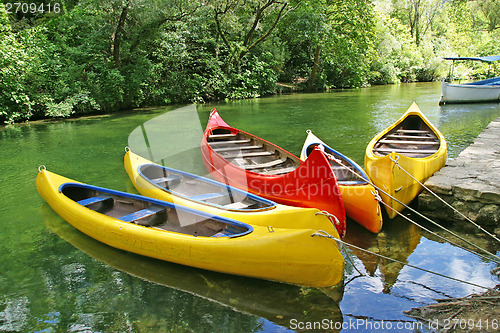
344,216,422,293
42,204,344,331
418,218,500,290
339,215,498,329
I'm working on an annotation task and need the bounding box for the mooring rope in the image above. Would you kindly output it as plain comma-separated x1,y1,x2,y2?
340,241,364,276
314,208,363,274
312,230,495,291
315,210,341,226
389,155,500,244
376,196,500,264
319,148,500,264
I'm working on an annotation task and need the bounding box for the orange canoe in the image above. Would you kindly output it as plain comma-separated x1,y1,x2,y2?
300,130,383,233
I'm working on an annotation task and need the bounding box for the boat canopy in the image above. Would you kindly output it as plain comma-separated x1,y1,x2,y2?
443,56,500,63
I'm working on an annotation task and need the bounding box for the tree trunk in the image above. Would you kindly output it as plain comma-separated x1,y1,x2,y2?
112,0,131,68
308,44,321,91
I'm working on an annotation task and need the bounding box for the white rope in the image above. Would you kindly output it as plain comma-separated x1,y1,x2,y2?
372,175,500,264
315,148,500,264
377,196,500,264
311,230,495,291
371,190,381,216
389,155,500,244
337,239,364,276
315,210,341,226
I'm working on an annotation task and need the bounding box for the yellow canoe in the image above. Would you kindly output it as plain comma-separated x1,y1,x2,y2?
124,149,344,236
36,168,344,287
364,102,447,218
300,130,383,233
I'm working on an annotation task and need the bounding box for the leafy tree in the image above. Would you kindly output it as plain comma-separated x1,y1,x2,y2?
370,11,408,84
280,0,376,89
209,0,297,73
0,4,55,123
277,1,327,87
391,0,444,46
322,0,376,88
146,11,230,103
469,0,500,32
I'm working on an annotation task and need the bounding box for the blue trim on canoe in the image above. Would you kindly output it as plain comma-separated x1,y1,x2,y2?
340,180,368,185
58,182,253,238
137,163,277,210
305,143,369,182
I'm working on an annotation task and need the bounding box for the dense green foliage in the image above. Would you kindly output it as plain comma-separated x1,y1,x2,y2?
1,0,499,124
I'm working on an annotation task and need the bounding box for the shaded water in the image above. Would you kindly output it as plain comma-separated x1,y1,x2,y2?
1,82,499,332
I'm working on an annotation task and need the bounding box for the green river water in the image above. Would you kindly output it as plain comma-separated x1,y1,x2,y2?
1,82,499,332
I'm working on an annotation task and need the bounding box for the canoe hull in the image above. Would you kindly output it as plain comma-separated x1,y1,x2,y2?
300,131,383,233
365,103,447,218
37,169,344,287
201,109,346,236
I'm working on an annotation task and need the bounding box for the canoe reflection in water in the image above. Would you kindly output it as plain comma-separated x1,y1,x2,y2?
343,218,422,294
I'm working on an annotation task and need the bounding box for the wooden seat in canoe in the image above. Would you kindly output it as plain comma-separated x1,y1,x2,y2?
208,139,251,146
339,180,367,185
396,129,431,134
379,139,440,145
151,175,182,188
208,133,237,140
118,205,166,225
223,151,273,159
213,145,262,152
77,195,113,207
243,158,287,170
373,147,438,154
259,166,297,175
330,165,350,170
223,201,252,209
386,134,437,140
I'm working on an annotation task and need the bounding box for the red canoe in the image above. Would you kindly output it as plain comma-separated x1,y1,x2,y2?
201,109,346,237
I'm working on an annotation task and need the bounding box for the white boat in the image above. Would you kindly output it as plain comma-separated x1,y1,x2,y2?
439,56,500,105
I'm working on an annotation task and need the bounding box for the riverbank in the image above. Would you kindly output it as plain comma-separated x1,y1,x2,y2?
404,285,500,332
419,117,500,232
